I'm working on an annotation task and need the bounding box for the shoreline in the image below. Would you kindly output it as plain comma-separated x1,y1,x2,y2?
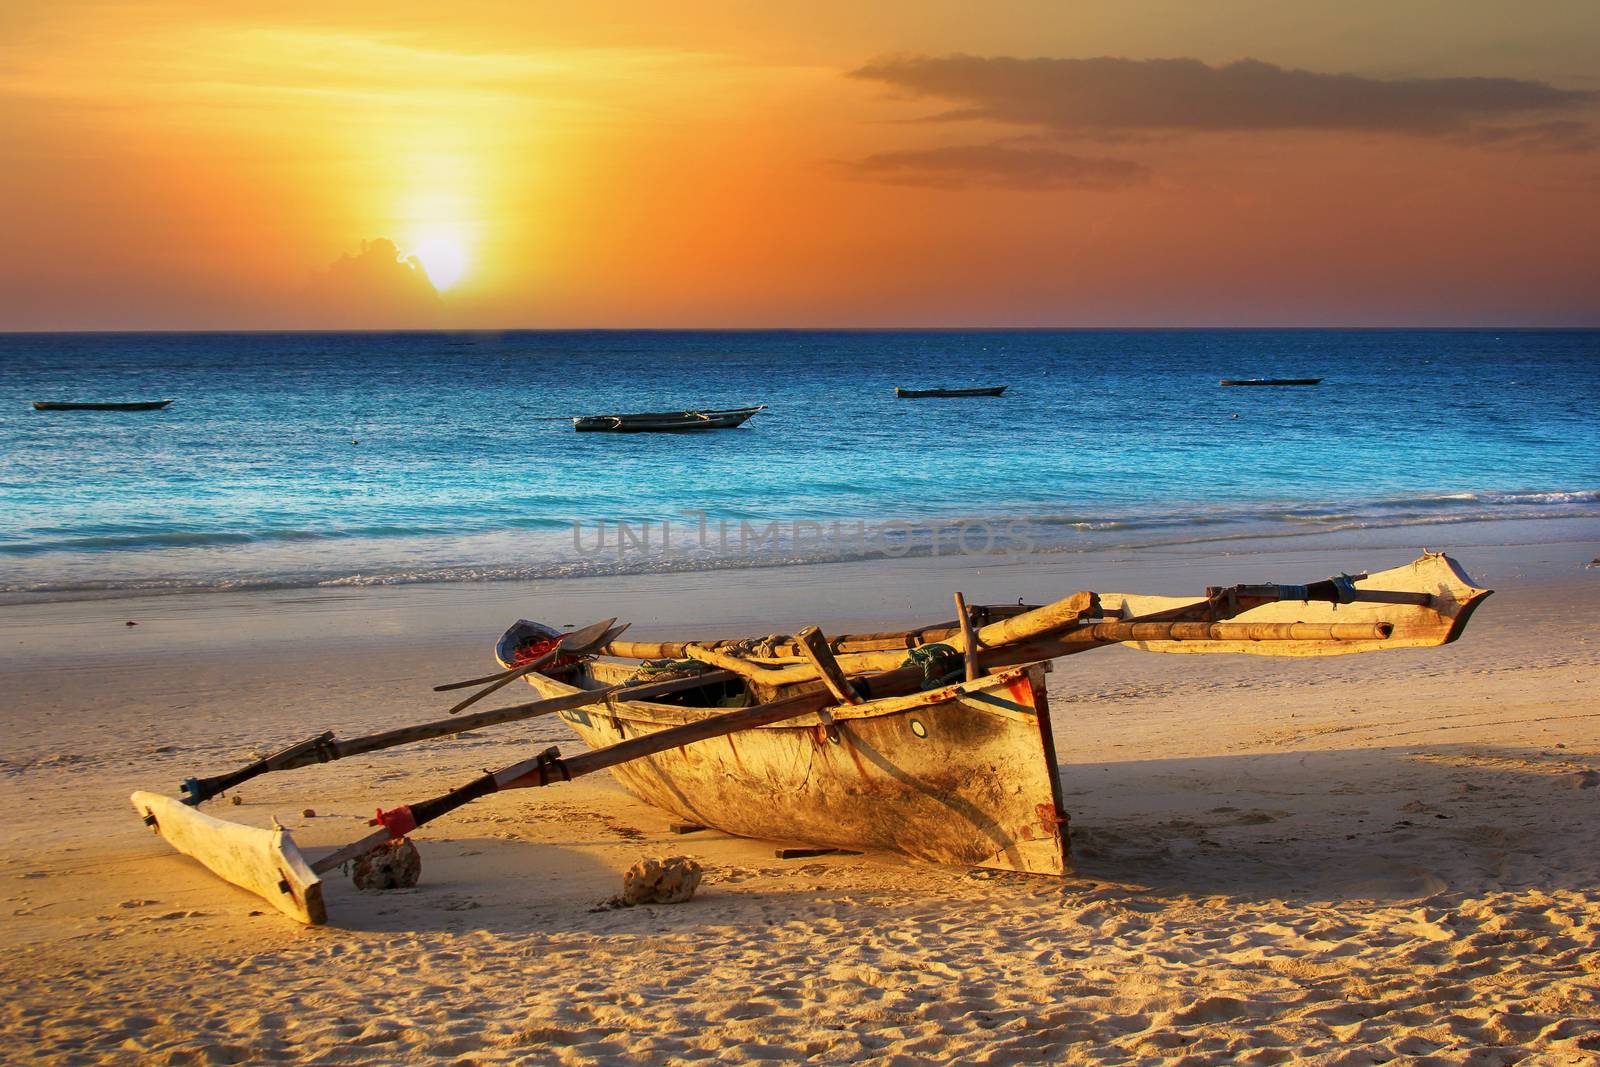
6,489,1593,604
3,509,1596,610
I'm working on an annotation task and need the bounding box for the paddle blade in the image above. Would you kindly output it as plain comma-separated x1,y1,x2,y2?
433,617,619,692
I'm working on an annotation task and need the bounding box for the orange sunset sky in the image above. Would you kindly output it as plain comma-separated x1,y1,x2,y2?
2,1,1597,329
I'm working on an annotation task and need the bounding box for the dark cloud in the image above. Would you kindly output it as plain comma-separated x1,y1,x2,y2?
847,141,1149,190
303,238,440,327
849,55,1597,139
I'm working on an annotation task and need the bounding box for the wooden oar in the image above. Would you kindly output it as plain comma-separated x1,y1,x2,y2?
433,617,618,692
178,666,733,806
445,622,629,715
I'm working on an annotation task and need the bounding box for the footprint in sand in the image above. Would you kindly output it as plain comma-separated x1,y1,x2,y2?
1172,995,1251,1024
1232,811,1286,826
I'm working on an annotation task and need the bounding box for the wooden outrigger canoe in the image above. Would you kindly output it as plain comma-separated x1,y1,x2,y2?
500,627,1070,875
572,405,765,432
1219,378,1322,387
489,551,1488,876
895,386,1007,398
132,551,1489,924
33,399,174,411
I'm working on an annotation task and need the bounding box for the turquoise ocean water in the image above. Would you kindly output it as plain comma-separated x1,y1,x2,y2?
1,330,1596,600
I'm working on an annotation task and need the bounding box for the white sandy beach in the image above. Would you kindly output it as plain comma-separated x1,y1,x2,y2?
2,529,1597,1064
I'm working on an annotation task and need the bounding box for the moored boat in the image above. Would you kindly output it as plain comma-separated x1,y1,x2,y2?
1218,378,1322,387
895,386,1007,398
497,621,1070,875
572,405,765,432
32,399,174,411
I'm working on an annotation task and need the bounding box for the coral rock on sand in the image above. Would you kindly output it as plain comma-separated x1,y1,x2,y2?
622,856,703,905
352,838,422,890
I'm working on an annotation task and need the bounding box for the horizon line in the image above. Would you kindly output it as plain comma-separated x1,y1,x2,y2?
3,324,1598,336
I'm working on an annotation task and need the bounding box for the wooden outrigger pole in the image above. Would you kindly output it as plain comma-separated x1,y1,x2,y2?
134,552,1490,924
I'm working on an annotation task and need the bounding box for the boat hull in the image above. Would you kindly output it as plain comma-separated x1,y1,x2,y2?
1218,379,1322,387
517,658,1070,875
32,399,173,411
895,386,1007,398
572,406,764,432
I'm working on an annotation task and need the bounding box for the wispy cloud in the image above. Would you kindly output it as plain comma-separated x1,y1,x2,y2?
849,55,1597,139
846,141,1148,190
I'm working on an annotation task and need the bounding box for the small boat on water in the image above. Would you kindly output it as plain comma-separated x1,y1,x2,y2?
572,405,765,433
896,386,1007,398
1218,378,1323,387
32,399,174,411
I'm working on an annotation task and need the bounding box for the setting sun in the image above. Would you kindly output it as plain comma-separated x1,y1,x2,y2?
409,232,470,291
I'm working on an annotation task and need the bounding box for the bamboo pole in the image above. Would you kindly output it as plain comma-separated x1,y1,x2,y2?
953,591,980,681
1084,621,1391,643
178,670,734,806
681,644,793,702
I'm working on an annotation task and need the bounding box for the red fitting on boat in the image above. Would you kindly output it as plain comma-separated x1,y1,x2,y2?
370,805,418,837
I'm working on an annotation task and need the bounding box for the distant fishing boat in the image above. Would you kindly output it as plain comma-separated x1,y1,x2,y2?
32,399,174,411
1218,379,1323,387
895,386,1007,398
572,405,765,433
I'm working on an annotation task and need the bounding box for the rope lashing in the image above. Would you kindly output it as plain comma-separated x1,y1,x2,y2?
626,658,712,684
901,643,965,690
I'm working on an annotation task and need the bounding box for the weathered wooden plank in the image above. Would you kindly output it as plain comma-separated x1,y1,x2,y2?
794,626,863,705
130,791,325,925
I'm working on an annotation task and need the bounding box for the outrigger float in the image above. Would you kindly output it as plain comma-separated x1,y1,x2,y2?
132,553,1489,924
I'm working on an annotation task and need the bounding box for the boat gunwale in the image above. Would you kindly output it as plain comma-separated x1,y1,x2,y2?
495,627,1043,730
533,661,1044,729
